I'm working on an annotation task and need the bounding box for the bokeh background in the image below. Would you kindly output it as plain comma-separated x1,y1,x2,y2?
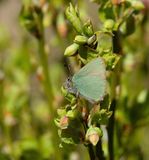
0,0,149,160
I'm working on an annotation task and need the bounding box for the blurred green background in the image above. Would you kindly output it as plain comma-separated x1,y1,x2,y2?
0,0,149,160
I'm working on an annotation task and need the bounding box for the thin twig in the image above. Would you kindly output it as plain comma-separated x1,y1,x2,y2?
37,21,62,160
107,99,116,160
96,139,106,160
88,144,96,160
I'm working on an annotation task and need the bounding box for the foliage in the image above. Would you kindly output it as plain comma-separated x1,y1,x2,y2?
0,0,149,160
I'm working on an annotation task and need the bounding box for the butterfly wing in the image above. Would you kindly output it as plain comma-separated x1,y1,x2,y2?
72,58,106,102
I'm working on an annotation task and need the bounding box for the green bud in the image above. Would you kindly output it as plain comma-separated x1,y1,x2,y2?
131,1,144,10
61,86,77,103
54,118,60,127
102,52,121,70
64,43,79,56
74,35,88,44
61,86,68,96
65,3,83,34
66,110,77,119
87,34,97,45
71,97,77,105
83,20,94,36
86,126,103,146
104,19,115,30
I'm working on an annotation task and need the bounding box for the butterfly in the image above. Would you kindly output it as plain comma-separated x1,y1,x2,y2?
64,58,107,103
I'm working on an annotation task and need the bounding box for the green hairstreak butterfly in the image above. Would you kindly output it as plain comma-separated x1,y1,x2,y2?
64,58,107,103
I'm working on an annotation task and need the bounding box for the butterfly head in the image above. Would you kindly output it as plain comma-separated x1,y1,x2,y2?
64,77,78,95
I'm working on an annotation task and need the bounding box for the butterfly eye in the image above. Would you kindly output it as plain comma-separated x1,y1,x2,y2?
67,77,72,82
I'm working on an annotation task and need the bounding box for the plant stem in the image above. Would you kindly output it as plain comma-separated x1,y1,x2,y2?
83,119,96,160
0,54,5,143
87,144,96,160
96,139,105,160
37,25,61,160
107,30,122,160
107,99,116,160
0,72,4,124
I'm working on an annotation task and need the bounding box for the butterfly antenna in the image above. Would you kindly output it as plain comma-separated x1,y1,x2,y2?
63,58,73,76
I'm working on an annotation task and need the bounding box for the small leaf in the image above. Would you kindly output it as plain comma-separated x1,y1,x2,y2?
60,122,83,145
57,108,67,117
102,52,121,70
66,109,78,119
120,15,135,36
97,33,113,53
61,86,77,104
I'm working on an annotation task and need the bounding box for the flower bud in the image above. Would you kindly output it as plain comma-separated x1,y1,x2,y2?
86,126,102,146
64,43,79,56
39,0,46,7
66,109,78,119
60,116,69,129
83,20,94,36
111,0,121,5
104,19,115,30
89,133,99,146
131,1,144,10
65,3,83,34
74,35,88,44
82,106,88,121
56,12,68,38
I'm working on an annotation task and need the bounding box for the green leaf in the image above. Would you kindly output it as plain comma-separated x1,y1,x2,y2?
61,86,77,104
98,3,115,23
60,123,83,145
102,52,121,70
97,33,113,53
57,108,67,117
120,15,135,36
89,108,112,125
